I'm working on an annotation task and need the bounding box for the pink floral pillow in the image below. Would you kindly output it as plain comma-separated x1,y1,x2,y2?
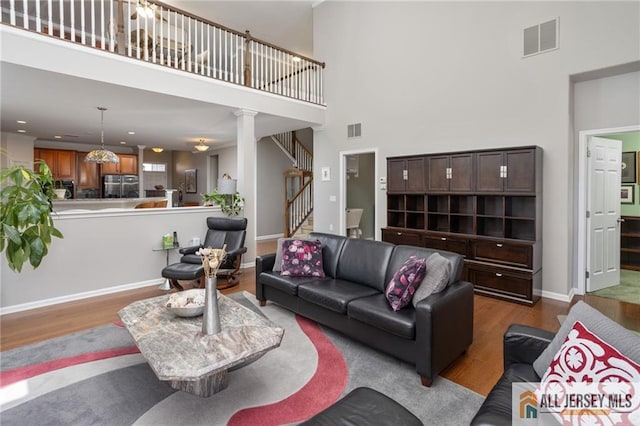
537,320,640,425
280,239,325,277
385,256,427,311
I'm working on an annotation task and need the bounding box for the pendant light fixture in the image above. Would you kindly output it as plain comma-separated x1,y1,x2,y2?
194,139,209,152
85,107,120,164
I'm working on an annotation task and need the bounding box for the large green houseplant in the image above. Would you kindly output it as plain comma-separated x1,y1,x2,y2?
0,159,63,272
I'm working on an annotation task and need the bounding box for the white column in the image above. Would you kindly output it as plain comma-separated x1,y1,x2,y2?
234,109,257,266
137,145,146,197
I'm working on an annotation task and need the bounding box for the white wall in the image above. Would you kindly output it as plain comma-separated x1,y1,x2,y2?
313,1,640,299
256,136,293,237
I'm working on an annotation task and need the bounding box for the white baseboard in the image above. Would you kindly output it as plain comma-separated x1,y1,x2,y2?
541,288,575,304
256,233,283,241
0,279,164,315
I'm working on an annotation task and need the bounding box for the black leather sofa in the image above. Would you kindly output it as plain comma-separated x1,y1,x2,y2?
470,324,555,425
255,232,474,386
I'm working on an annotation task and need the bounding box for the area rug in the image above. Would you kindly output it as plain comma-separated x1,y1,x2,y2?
589,269,640,305
0,292,484,425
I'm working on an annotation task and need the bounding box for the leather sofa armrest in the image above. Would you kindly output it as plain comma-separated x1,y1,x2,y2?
255,253,276,301
503,324,555,370
179,245,202,255
415,280,474,383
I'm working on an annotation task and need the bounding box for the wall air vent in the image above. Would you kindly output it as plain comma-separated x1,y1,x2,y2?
347,123,362,138
523,18,559,57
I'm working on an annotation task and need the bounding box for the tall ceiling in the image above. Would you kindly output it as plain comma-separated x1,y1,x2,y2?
0,1,316,152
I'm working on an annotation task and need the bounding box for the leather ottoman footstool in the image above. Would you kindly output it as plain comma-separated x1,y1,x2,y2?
301,387,423,426
161,263,204,291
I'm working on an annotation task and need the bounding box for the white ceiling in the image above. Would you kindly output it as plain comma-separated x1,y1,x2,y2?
0,1,316,152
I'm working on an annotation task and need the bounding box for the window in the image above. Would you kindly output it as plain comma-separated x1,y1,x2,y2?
142,162,167,172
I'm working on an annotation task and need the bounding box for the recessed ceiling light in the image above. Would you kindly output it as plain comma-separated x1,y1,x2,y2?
17,129,26,133
54,135,62,139
120,141,127,145
17,120,26,124
127,131,136,135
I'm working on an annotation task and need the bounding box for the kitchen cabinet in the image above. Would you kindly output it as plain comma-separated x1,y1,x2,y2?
76,152,100,196
476,148,539,193
387,157,425,193
101,154,138,174
383,146,543,305
34,149,76,180
426,153,474,192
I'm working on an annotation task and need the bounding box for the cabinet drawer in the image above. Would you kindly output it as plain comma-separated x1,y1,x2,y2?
382,229,422,246
467,265,532,300
473,240,531,268
424,235,468,257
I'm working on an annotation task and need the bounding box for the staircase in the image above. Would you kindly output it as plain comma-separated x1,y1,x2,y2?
271,131,313,237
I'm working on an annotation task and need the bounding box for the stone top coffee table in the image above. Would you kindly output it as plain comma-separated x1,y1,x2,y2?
118,293,284,397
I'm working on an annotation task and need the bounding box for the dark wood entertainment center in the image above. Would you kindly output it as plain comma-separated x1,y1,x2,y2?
383,146,542,305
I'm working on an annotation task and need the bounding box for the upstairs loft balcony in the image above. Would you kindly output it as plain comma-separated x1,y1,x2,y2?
1,0,325,106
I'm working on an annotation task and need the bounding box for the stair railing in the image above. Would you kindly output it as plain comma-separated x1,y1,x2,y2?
284,168,313,237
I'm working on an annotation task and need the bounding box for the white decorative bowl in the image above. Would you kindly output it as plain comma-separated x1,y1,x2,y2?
165,289,205,317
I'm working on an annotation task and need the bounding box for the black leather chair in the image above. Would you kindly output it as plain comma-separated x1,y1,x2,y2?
179,217,248,289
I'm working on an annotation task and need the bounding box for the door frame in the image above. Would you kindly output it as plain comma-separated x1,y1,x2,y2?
576,124,640,295
339,148,379,239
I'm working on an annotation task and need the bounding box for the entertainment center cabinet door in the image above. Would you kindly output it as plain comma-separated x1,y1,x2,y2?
476,148,538,193
427,153,474,192
387,157,425,193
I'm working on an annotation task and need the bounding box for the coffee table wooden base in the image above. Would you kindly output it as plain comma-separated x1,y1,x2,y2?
170,370,229,397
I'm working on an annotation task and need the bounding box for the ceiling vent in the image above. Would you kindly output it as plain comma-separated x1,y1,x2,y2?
347,123,362,138
523,18,559,57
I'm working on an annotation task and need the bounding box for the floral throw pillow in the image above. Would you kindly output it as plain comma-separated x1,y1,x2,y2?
537,320,640,425
384,256,427,311
280,239,325,277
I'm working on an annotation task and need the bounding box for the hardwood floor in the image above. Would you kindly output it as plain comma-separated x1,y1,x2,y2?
1,238,636,397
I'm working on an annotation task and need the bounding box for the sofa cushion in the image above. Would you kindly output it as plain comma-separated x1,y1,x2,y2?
537,320,640,425
348,294,416,339
281,239,325,277
532,301,640,377
309,232,347,278
411,253,451,308
386,245,462,285
384,256,427,311
260,271,326,296
470,363,540,426
298,279,379,314
336,239,395,291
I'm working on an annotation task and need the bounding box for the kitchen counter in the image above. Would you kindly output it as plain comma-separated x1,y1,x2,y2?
51,197,169,212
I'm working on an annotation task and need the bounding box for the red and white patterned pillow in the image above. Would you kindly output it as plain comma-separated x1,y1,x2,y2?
538,320,640,425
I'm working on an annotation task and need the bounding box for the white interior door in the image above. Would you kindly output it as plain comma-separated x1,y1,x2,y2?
587,136,622,292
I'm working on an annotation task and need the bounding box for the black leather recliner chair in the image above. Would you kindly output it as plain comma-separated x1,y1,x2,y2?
179,217,248,289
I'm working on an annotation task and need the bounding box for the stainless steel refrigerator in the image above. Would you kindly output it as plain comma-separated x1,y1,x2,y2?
102,175,140,198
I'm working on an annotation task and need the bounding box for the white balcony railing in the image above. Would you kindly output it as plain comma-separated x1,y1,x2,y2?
1,0,325,105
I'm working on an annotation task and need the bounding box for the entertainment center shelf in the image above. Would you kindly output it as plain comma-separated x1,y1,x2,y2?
383,146,542,305
621,216,640,271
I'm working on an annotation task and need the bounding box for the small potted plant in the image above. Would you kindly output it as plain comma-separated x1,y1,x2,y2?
0,157,64,271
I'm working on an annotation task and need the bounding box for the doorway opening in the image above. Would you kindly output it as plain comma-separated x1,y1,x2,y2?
340,149,378,240
577,125,640,297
